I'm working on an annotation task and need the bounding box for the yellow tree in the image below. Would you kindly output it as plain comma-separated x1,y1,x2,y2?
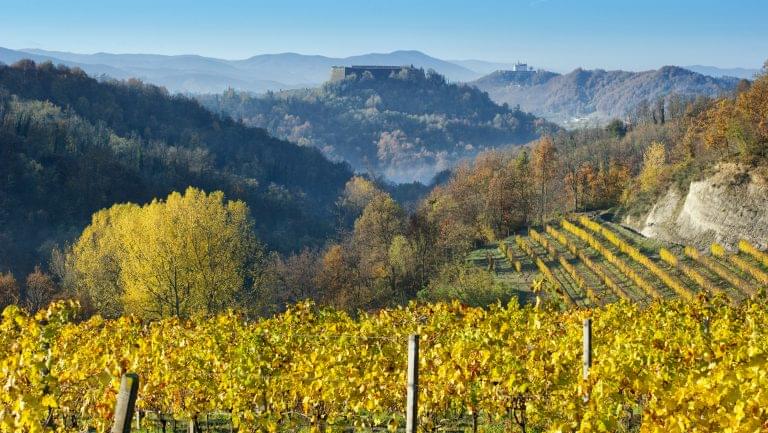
71,187,260,319
71,203,138,317
337,176,388,228
638,141,667,193
338,176,386,213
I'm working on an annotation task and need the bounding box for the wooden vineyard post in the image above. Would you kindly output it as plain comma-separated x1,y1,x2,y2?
583,318,592,379
583,319,592,402
111,373,139,433
406,334,419,433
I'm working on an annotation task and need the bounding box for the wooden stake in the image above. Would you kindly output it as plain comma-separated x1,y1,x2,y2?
406,334,419,433
583,318,592,403
583,318,592,380
111,373,139,433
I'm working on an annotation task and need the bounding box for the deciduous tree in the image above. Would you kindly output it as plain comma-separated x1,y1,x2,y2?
531,136,560,223
0,272,19,310
24,266,57,312
70,187,262,319
638,141,667,193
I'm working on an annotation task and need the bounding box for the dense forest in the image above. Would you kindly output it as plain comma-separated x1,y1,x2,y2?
0,59,766,319
0,60,353,283
199,68,558,182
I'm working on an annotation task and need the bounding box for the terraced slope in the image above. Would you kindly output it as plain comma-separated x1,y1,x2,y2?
471,216,767,308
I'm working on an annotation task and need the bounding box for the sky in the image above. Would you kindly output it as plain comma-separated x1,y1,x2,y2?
1,0,766,71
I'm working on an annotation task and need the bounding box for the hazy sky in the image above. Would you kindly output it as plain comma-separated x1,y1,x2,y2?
2,0,766,71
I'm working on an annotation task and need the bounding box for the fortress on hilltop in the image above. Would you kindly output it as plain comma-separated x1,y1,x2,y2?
330,65,416,81
512,62,534,72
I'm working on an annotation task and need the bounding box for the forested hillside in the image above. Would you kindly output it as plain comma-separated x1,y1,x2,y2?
199,68,557,182
473,66,741,126
0,60,353,277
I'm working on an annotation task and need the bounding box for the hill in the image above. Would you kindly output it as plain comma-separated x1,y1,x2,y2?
684,65,762,80
198,68,558,183
0,60,353,275
472,66,740,126
1,48,480,93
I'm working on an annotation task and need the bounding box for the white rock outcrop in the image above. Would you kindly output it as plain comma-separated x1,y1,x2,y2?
625,164,768,250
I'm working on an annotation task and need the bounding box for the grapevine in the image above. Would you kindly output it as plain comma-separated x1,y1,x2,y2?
562,219,662,300
659,247,736,304
4,298,768,433
738,239,768,269
685,246,756,297
578,216,694,300
515,235,575,307
547,224,631,302
712,243,768,286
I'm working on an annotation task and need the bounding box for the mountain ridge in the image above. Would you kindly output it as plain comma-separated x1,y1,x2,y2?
2,48,480,93
471,65,741,126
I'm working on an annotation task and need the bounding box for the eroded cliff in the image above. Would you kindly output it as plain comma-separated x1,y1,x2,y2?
624,164,768,250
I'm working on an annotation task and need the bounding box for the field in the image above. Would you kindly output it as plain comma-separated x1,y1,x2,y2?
472,215,767,308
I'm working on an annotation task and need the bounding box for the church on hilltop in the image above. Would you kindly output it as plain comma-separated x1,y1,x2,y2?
330,65,416,81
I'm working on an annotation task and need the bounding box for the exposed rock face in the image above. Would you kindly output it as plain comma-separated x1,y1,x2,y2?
624,164,768,250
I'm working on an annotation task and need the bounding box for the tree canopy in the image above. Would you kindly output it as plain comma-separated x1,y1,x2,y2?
70,187,262,319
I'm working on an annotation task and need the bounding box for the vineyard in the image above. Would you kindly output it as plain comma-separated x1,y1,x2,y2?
484,215,768,308
2,216,768,433
3,296,768,433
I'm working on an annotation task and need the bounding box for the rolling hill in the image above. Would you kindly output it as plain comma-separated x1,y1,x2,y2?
684,65,762,80
472,66,741,126
198,68,558,183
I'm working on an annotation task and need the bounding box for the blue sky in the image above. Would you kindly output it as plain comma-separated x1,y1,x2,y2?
1,0,766,71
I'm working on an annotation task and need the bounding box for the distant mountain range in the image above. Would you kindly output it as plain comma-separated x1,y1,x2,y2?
0,47,479,93
471,66,741,126
2,46,758,93
448,59,518,75
683,65,761,80
0,46,758,127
